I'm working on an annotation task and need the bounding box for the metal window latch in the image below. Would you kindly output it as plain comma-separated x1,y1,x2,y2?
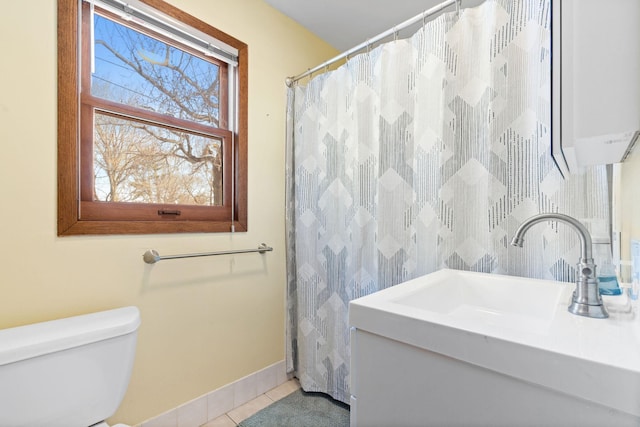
157,209,181,216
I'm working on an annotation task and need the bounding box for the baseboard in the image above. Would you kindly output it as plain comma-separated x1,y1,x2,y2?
138,360,288,427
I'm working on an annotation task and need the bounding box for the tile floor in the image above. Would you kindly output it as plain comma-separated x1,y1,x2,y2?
200,379,301,427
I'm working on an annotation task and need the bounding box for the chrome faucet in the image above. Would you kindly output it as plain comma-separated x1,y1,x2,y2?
511,213,608,319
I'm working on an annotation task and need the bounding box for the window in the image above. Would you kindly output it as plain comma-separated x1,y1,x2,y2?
58,0,248,235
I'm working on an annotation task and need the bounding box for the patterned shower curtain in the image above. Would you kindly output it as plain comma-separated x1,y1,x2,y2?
285,0,609,404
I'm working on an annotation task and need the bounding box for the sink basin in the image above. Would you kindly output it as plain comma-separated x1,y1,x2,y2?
349,269,640,426
393,269,563,334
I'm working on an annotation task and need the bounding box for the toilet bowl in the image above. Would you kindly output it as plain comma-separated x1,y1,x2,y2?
0,307,140,427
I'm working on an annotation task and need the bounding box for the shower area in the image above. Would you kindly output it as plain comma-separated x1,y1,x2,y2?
284,0,609,404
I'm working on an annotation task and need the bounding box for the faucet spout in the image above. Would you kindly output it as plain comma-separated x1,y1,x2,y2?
511,213,592,261
511,213,608,319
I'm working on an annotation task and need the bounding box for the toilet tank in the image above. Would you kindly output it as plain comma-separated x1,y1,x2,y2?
0,307,141,427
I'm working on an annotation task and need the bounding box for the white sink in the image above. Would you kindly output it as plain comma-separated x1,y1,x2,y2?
349,269,640,426
393,269,563,334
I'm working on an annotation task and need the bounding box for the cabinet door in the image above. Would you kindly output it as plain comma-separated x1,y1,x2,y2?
551,0,640,176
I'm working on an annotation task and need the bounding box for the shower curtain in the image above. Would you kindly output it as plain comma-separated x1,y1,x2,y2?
285,0,609,404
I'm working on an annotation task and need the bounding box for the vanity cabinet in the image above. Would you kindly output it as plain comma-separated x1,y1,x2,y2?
349,269,640,427
551,0,640,176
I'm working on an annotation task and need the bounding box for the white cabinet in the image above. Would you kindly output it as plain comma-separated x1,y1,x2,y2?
349,328,639,427
551,0,640,176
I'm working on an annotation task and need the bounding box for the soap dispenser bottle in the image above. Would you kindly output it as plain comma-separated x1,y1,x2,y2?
593,237,621,295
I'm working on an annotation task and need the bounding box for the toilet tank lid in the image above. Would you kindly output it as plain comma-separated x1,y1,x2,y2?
0,306,141,366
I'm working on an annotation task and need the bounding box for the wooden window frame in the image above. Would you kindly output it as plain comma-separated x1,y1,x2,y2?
58,0,248,235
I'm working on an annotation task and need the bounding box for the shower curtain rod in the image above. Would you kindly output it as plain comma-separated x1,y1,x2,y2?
285,0,460,86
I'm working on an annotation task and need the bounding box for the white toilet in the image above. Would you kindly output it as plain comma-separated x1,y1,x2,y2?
0,306,141,427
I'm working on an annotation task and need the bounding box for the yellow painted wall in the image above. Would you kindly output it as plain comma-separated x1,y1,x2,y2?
619,145,640,263
0,0,336,424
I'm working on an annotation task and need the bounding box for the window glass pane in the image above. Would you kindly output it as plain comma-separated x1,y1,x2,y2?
94,112,223,206
92,13,222,127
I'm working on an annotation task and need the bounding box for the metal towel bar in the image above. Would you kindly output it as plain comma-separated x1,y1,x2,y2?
143,243,273,264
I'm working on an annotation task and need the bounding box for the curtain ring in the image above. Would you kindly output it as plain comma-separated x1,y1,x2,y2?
393,27,398,42
455,0,461,19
